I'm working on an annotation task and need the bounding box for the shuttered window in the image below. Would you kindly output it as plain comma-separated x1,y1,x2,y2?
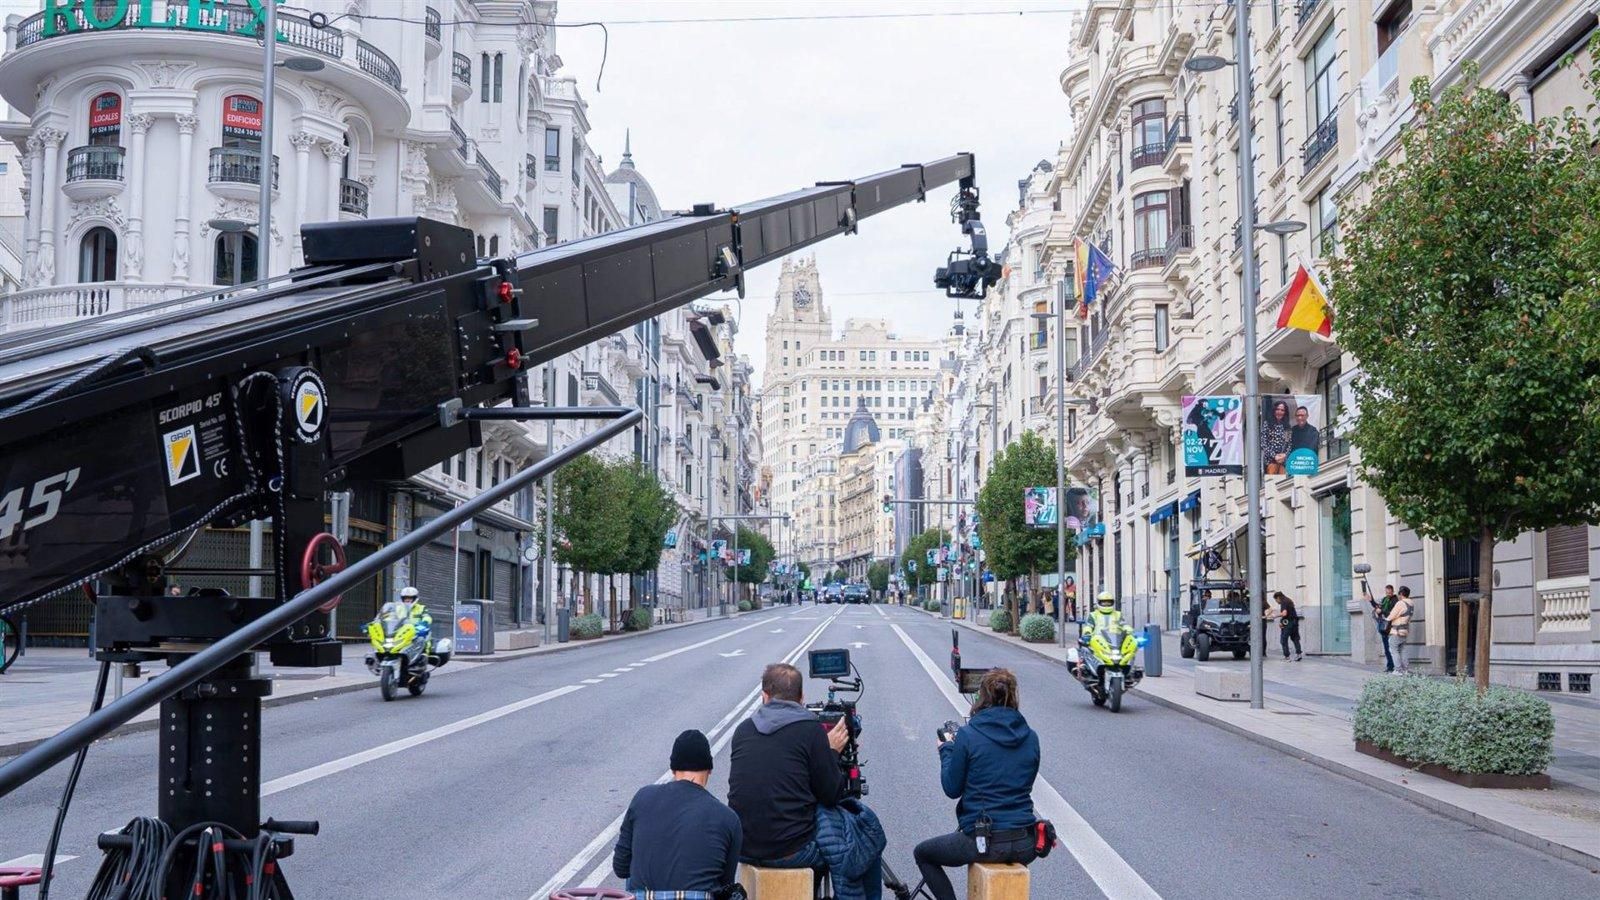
1545,524,1590,580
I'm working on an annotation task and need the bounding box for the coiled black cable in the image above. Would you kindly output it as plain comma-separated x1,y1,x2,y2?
85,817,172,900
37,659,110,900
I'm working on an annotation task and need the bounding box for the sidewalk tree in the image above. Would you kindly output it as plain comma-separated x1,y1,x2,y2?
620,459,679,597
1332,62,1600,691
550,454,629,615
900,528,950,590
732,525,775,604
978,430,1069,634
866,559,891,594
825,567,849,585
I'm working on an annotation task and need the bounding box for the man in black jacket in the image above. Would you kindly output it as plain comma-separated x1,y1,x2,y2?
613,729,742,897
728,663,882,898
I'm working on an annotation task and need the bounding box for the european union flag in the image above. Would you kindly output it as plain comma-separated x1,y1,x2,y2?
1073,237,1117,318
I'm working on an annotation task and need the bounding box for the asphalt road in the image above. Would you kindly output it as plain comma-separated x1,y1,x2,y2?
2,603,1595,898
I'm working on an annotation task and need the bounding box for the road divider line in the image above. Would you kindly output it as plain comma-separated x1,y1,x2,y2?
261,684,584,797
531,607,845,900
1,854,75,868
887,623,1162,900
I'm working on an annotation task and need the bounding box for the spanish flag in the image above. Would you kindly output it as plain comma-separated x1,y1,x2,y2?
1277,264,1332,337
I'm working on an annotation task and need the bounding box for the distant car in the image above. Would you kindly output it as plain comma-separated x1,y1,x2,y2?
842,583,870,604
822,584,844,604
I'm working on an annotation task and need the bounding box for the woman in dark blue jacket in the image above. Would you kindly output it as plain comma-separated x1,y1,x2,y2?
913,669,1040,900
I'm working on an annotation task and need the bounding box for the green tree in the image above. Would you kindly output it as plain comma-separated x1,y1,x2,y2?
824,567,849,585
1332,65,1600,690
551,454,629,615
866,559,891,594
732,525,776,595
620,459,678,584
978,430,1070,633
899,528,950,590
795,561,811,586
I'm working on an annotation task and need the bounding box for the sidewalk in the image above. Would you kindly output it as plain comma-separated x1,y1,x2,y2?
934,608,1600,869
0,604,762,758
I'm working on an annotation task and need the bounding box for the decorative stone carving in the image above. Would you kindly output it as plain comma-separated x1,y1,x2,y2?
135,60,194,89
176,114,200,135
35,77,53,104
321,140,351,161
35,127,66,149
69,196,127,231
172,242,190,280
304,80,343,116
127,113,155,135
202,200,283,246
480,124,500,142
124,232,144,276
36,243,55,284
290,132,320,152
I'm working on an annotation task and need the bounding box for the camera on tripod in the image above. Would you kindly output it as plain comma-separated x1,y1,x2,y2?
806,648,867,798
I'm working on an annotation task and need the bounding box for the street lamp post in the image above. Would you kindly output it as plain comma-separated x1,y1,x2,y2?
1187,3,1306,709
1034,290,1069,648
258,0,276,278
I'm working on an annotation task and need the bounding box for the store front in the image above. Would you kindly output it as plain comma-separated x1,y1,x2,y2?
1317,488,1353,654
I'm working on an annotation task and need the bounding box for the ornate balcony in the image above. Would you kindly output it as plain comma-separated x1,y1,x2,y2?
1164,224,1194,260
450,118,471,160
1302,112,1338,174
1297,0,1325,28
63,145,125,200
1130,141,1168,170
339,178,369,217
476,150,503,200
355,39,402,92
206,147,279,200
452,52,473,102
1130,247,1168,270
1163,115,1189,164
424,7,442,43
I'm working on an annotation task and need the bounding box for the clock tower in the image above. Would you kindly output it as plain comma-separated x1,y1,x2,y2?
764,255,830,380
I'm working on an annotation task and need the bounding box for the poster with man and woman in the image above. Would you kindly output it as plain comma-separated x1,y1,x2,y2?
1260,395,1323,477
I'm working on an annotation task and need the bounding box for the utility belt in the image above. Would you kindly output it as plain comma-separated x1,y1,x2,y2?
966,817,1059,857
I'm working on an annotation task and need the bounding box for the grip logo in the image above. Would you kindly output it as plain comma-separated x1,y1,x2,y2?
163,425,201,485
287,370,327,444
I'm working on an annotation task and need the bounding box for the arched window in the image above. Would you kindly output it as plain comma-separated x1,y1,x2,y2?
476,235,486,257
214,232,259,285
493,53,504,102
342,134,352,180
79,227,117,282
488,234,499,255
480,54,491,103
88,92,121,147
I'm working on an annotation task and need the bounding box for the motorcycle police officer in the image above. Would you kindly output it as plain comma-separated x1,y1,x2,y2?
398,586,433,652
1077,590,1127,673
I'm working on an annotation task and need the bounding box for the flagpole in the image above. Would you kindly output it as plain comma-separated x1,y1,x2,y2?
1234,0,1267,711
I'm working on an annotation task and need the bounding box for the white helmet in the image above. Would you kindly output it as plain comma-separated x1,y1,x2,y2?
400,586,420,600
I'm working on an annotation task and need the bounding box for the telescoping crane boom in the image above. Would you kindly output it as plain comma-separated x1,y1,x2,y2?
0,152,996,896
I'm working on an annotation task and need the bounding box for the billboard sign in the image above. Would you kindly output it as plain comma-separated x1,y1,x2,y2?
1183,395,1244,476
1260,394,1325,477
1024,486,1057,529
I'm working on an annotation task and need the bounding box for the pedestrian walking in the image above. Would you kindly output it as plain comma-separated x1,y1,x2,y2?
1271,591,1303,660
1387,587,1414,673
1365,584,1398,672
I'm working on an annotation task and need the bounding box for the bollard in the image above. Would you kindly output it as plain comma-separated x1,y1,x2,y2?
1142,623,1163,677
557,607,570,643
968,863,1029,900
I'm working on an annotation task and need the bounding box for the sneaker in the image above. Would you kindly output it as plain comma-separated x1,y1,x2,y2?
1296,654,1304,661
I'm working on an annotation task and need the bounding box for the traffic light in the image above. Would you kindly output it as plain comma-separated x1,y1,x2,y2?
882,494,892,513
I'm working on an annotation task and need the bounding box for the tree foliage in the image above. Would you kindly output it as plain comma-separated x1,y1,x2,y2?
899,528,950,588
1332,63,1600,689
824,567,849,585
620,459,679,577
732,525,775,585
977,430,1069,582
551,454,630,576
866,559,891,593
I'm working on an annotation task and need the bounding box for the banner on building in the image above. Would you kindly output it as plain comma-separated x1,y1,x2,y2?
1260,395,1325,477
1063,485,1099,530
1182,395,1244,476
89,92,121,136
710,539,728,561
1023,486,1057,529
738,549,752,565
222,94,263,138
663,529,678,549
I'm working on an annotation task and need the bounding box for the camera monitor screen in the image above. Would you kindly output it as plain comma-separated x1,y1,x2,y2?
808,648,851,679
957,667,993,695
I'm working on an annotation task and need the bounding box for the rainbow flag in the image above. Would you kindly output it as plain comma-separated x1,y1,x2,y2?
1277,264,1332,337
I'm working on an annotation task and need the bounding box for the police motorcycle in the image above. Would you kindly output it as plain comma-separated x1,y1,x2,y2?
365,588,452,701
1066,592,1145,712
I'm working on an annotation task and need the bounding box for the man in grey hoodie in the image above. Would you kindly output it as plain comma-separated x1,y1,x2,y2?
728,663,883,899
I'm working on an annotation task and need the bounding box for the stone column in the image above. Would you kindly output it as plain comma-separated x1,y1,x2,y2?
289,131,317,265
23,137,41,284
1506,74,1534,123
124,114,154,281
173,114,198,282
34,127,66,286
321,140,349,223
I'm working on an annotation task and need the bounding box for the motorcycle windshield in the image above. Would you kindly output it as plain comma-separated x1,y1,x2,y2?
377,603,409,638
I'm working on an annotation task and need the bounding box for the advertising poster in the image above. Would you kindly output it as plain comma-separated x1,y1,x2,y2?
738,548,752,565
1260,395,1324,477
1023,486,1057,529
1063,485,1099,530
1182,395,1244,476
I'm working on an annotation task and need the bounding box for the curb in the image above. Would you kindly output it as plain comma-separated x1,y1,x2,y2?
942,613,1600,871
0,606,776,759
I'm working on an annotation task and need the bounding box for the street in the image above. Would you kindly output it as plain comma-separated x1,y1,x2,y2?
3,604,1594,899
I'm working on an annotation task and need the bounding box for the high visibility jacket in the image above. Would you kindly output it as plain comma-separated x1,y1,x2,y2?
1081,607,1126,638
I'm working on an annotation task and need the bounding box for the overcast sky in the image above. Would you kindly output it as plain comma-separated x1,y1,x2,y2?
557,0,1078,386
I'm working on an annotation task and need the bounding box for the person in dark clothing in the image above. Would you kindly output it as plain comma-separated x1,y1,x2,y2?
1366,584,1398,671
1272,591,1304,660
613,729,742,897
728,662,882,900
913,669,1041,900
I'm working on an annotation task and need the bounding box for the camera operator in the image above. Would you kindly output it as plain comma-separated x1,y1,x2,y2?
914,669,1041,900
729,663,885,900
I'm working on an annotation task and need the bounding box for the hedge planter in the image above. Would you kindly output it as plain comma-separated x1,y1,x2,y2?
1353,740,1552,789
570,614,605,640
1351,675,1554,786
1019,614,1056,643
988,609,1012,632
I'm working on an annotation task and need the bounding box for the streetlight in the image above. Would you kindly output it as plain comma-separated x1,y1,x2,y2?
1032,295,1072,648
695,374,722,616
1182,3,1306,710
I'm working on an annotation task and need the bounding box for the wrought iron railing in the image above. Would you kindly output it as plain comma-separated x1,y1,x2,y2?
18,3,343,58
1302,112,1338,172
339,178,369,216
207,147,279,188
1164,224,1194,259
1164,115,1189,159
450,118,471,160
1069,328,1110,381
477,150,503,199
1130,141,1167,170
66,145,125,182
356,39,402,92
1297,0,1325,27
525,153,538,183
424,7,441,41
1130,247,1168,270
452,52,472,87
1229,92,1239,124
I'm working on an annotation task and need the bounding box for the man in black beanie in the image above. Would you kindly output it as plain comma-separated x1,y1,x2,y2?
612,729,743,898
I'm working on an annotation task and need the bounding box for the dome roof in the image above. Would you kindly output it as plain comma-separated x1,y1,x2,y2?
842,399,880,454
604,130,661,218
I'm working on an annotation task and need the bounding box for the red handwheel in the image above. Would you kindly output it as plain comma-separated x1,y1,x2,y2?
300,532,347,612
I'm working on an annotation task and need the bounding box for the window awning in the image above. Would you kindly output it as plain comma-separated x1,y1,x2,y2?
1148,501,1179,524
1179,489,1201,512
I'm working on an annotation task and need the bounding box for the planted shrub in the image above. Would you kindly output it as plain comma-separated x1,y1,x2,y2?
988,609,1012,632
925,598,942,612
738,600,753,612
625,607,653,632
1353,676,1553,775
1019,613,1056,643
570,613,605,640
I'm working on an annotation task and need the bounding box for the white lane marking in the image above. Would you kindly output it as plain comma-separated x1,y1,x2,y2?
719,649,747,658
850,641,870,649
531,608,845,900
641,619,771,663
1,854,75,867
769,628,785,633
582,679,603,685
598,673,619,679
626,663,647,668
261,685,584,797
887,624,1162,900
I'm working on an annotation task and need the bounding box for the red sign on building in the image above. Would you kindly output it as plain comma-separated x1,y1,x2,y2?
89,92,121,136
222,94,263,138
